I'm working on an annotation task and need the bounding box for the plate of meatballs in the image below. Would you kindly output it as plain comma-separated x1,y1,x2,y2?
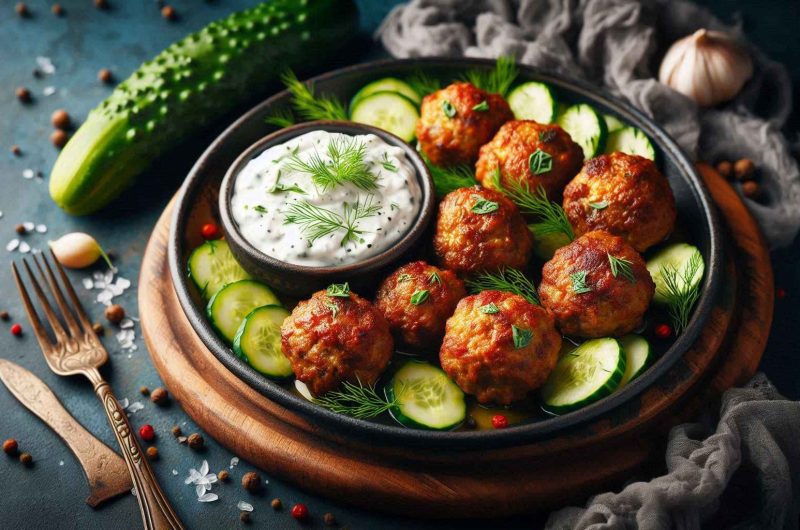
169,57,721,447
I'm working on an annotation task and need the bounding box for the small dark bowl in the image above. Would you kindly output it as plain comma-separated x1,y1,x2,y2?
218,121,435,298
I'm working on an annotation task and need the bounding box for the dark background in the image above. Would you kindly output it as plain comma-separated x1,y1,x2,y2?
0,1,797,528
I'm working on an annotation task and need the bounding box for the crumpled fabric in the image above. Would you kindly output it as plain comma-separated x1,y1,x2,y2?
377,0,800,248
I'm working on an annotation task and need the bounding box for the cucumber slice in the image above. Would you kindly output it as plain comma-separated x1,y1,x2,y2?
557,103,608,159
188,239,251,299
351,77,421,107
233,305,293,379
508,81,558,123
207,280,281,343
349,91,419,142
618,335,652,387
541,338,625,415
605,126,656,160
603,113,625,133
387,361,466,430
646,243,705,304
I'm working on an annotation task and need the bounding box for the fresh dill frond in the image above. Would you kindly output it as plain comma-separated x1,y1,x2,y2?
313,379,398,419
286,135,378,192
422,155,478,197
607,254,636,283
405,70,442,97
340,196,382,246
500,180,575,241
463,55,518,96
283,201,347,245
658,251,703,333
264,107,296,128
465,268,539,305
280,69,348,121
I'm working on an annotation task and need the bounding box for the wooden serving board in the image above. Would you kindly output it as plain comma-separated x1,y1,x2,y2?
139,164,773,518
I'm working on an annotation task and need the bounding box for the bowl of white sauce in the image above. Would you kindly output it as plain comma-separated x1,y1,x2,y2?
219,121,435,297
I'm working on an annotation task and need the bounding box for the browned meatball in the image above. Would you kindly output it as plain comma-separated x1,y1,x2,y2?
416,82,513,167
375,261,466,351
563,153,676,252
476,120,584,201
433,186,533,274
281,288,393,396
538,231,655,337
439,290,562,405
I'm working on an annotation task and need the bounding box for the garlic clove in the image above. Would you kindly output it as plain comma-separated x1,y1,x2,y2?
49,232,112,269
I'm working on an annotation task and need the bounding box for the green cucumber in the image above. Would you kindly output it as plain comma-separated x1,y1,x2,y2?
349,91,420,142
541,338,625,415
233,305,293,379
49,0,358,215
603,113,625,133
507,81,558,123
351,77,421,107
557,103,608,159
618,335,652,387
646,243,704,304
188,239,251,300
605,126,656,160
530,225,572,261
207,280,280,343
387,361,466,430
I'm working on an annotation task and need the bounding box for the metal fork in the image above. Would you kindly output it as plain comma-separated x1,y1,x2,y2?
12,251,184,530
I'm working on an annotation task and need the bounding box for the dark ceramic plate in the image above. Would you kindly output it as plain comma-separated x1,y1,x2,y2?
168,58,722,449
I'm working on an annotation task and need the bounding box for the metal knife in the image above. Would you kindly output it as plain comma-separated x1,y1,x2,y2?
0,358,133,507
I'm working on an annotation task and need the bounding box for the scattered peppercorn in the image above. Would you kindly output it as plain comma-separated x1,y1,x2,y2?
138,386,150,397
139,424,155,442
271,498,283,510
146,446,159,460
654,323,672,339
161,5,176,20
201,223,220,240
323,512,337,526
51,109,71,130
11,145,21,156
94,0,108,9
11,323,23,337
491,414,508,429
187,432,204,450
98,68,113,84
715,160,733,179
171,425,182,437
104,304,125,324
15,3,29,17
15,224,26,235
51,129,68,149
734,158,755,181
92,322,105,335
776,288,786,299
3,439,18,455
291,503,309,521
0,311,9,321
51,4,63,16
19,452,33,465
150,386,168,405
242,471,261,492
741,180,761,200
239,512,251,524
15,87,31,103
218,469,230,482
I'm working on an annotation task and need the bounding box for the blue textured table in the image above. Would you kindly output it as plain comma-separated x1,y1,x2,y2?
1,1,797,529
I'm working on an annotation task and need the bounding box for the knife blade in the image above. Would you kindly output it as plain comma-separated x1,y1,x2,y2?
0,358,133,507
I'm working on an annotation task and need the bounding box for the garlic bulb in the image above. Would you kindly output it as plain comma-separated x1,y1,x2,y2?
49,232,113,269
659,29,753,107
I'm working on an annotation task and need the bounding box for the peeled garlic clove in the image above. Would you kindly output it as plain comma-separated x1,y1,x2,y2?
49,232,107,269
659,29,753,107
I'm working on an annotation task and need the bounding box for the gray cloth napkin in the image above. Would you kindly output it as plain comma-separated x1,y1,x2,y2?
377,0,800,248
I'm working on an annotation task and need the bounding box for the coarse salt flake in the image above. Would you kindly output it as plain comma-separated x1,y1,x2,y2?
197,493,218,503
23,169,34,179
43,86,56,96
82,278,94,289
35,224,47,233
229,457,239,469
237,501,254,512
6,239,20,252
36,56,55,74
23,222,34,231
19,242,31,253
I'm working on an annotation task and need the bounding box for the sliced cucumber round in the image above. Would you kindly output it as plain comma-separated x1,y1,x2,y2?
557,103,608,159
618,335,652,387
605,126,656,160
188,239,251,300
646,243,705,304
530,225,572,261
541,338,625,415
207,280,281,343
508,81,558,123
351,77,421,107
603,113,625,133
349,91,419,142
233,305,293,379
387,361,466,431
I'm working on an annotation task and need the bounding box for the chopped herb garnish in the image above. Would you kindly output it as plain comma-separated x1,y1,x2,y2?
498,181,574,241
397,273,412,283
254,205,268,214
381,152,398,172
390,202,399,211
313,379,399,419
423,154,477,197
284,197,381,247
539,129,557,143
325,302,340,319
463,55,518,96
466,268,539,305
589,200,609,210
608,254,636,283
326,283,351,298
569,270,593,294
280,70,348,121
472,100,489,112
268,172,306,195
410,289,430,305
286,135,377,193
528,149,553,175
442,100,456,118
658,250,704,333
480,303,500,314
471,195,499,214
512,325,533,349
429,271,442,285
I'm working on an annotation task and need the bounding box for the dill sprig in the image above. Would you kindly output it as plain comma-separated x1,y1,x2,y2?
500,179,574,241
286,135,378,193
405,70,441,97
280,69,348,121
313,379,398,419
283,197,381,247
463,55,518,96
658,251,703,333
465,267,539,305
264,107,296,128
422,155,478,197
607,254,636,283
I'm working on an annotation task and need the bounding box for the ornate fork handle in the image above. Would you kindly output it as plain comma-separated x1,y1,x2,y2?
88,369,184,530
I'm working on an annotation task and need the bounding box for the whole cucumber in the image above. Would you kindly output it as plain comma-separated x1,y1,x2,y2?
50,0,358,215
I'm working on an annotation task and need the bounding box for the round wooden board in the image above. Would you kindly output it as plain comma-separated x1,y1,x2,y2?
139,164,773,518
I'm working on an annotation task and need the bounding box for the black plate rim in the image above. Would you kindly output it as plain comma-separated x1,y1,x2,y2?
168,57,722,450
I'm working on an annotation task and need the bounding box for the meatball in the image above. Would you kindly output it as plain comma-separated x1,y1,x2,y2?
538,231,655,337
375,261,466,351
476,120,584,200
416,82,513,167
433,186,533,274
562,152,676,252
281,288,393,396
439,290,562,405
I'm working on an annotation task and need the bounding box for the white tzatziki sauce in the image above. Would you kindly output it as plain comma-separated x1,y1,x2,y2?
230,130,422,267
